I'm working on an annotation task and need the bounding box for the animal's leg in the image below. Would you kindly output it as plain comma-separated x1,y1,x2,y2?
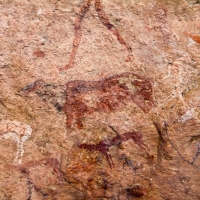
64,101,75,128
60,0,92,71
94,0,133,62
76,118,84,129
137,141,150,152
105,153,114,168
65,111,74,128
1,132,21,163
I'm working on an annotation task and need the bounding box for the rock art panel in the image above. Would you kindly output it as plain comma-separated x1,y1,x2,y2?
1,0,200,199
0,120,32,164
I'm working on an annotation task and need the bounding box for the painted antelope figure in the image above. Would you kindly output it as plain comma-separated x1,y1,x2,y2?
78,129,149,168
21,72,155,129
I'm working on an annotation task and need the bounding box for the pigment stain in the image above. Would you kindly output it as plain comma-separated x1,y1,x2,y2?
33,50,46,58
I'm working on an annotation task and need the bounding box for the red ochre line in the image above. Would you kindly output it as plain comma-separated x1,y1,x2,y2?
60,0,133,71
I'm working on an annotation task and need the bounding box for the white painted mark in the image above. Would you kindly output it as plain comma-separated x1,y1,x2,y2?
178,109,194,123
37,8,42,16
0,120,32,164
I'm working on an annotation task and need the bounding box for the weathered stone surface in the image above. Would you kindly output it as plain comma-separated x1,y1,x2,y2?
0,0,200,199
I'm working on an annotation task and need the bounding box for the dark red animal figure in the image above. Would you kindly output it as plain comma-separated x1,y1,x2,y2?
78,130,149,168
21,72,155,129
65,72,155,129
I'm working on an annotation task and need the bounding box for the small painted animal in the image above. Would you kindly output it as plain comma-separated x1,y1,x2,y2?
78,130,149,168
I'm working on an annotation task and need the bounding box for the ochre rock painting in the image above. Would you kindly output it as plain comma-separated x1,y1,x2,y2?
0,120,32,164
21,72,155,129
78,128,149,168
65,72,155,129
60,0,133,71
1,0,200,199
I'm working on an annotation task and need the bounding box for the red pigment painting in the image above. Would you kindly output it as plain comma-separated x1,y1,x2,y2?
60,0,133,71
78,130,149,168
21,72,155,130
64,72,155,129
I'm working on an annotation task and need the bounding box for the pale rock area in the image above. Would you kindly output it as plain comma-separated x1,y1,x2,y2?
0,0,200,199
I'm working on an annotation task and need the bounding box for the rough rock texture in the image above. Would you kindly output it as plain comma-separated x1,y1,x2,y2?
0,0,200,199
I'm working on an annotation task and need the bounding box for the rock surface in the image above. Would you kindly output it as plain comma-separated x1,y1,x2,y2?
0,0,200,199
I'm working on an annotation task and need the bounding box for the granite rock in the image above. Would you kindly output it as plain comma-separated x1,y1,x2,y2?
0,0,200,199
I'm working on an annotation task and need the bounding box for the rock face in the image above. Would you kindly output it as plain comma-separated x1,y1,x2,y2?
0,0,200,199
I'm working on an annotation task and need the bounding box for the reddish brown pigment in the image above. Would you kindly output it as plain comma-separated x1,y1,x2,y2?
184,32,200,44
8,158,64,199
78,131,149,168
125,185,147,198
64,72,155,129
60,0,133,71
10,158,64,182
21,79,44,95
21,73,155,130
33,50,46,58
